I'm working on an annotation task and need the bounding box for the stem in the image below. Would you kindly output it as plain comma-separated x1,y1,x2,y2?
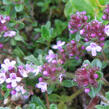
45,92,50,109
102,78,109,87
102,50,107,61
67,89,83,103
97,93,109,104
96,0,106,8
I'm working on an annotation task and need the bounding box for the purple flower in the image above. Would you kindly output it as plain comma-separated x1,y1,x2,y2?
84,88,90,93
86,42,102,56
52,41,65,50
102,5,109,21
4,31,16,37
11,90,16,95
104,25,109,36
81,20,106,44
68,11,88,34
26,64,34,72
0,43,3,48
1,59,16,71
6,73,22,88
46,50,56,62
36,82,47,92
94,74,99,79
0,73,6,84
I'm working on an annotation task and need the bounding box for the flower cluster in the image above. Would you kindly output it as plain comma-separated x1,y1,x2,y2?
0,15,10,33
80,20,106,46
75,64,100,93
68,11,88,34
0,59,39,95
36,62,65,92
102,5,109,20
66,40,85,59
0,15,16,38
35,41,66,92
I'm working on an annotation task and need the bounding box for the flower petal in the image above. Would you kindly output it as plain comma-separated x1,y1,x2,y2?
86,46,92,51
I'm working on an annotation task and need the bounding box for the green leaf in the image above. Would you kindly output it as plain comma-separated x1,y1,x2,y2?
91,59,102,69
1,85,10,99
105,92,109,100
47,84,55,94
4,89,10,99
0,92,3,100
64,0,74,17
30,96,46,109
13,47,25,58
2,0,11,5
41,25,49,40
0,107,10,109
88,82,102,98
75,32,81,41
14,34,24,42
54,20,67,36
28,103,36,109
50,104,57,109
36,106,44,109
16,57,24,66
49,94,60,102
72,0,94,16
24,55,38,65
15,4,24,12
10,39,16,46
62,80,77,88
15,106,22,109
82,60,91,65
95,105,109,109
96,71,103,80
58,102,67,109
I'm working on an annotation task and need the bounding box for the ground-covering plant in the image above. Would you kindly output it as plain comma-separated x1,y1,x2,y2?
0,0,109,109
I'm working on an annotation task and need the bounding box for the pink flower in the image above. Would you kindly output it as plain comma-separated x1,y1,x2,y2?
0,43,3,48
86,42,102,56
4,31,16,37
1,59,16,71
84,88,90,93
36,82,47,92
52,41,65,50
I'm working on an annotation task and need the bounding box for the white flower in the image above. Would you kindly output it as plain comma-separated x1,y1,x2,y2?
1,59,16,71
59,73,65,83
15,85,26,94
0,15,6,24
36,82,47,92
4,31,16,37
86,42,102,56
0,73,6,84
104,25,109,36
33,66,42,76
52,40,65,50
46,50,56,62
6,73,22,88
